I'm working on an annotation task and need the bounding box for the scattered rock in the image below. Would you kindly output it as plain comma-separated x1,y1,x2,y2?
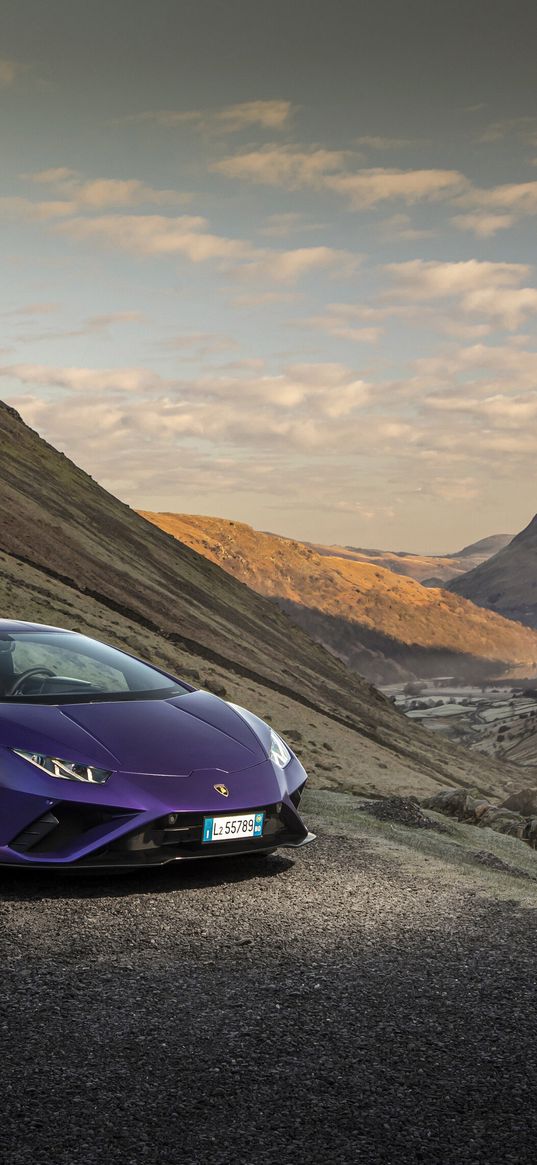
473,851,534,880
358,796,450,833
422,788,537,852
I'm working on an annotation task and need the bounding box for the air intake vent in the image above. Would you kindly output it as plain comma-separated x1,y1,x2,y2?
10,811,59,853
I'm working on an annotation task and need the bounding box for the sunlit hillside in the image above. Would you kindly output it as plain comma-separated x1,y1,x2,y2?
141,512,537,685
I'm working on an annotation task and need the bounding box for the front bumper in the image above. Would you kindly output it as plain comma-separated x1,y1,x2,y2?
0,778,314,870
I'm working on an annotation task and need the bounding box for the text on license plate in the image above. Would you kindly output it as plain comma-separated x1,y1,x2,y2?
202,812,265,843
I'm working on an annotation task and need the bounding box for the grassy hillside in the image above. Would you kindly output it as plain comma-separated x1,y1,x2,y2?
450,514,537,628
305,533,510,582
310,533,512,585
141,512,537,684
0,399,525,801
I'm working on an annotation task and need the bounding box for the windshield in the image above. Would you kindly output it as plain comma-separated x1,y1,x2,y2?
0,631,188,704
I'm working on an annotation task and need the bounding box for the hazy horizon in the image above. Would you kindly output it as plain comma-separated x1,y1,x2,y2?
2,0,537,553
144,508,519,559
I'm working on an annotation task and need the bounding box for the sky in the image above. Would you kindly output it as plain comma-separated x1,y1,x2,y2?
1,0,537,552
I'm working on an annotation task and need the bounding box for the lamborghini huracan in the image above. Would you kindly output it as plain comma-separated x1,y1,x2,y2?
0,620,314,869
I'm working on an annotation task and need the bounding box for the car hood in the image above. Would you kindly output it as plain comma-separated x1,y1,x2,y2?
0,690,268,775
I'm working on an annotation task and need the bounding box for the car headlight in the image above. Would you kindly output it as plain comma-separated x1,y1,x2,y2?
270,730,292,768
12,750,112,785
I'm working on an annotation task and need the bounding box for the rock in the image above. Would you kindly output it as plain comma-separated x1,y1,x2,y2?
458,795,481,822
422,788,468,819
422,788,459,812
473,800,492,822
203,678,228,698
500,788,537,817
478,807,527,838
525,817,537,849
283,729,303,743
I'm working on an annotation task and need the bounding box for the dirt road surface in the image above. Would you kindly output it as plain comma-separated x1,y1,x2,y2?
1,805,537,1165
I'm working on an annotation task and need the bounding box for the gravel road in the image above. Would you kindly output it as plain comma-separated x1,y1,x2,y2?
1,822,537,1165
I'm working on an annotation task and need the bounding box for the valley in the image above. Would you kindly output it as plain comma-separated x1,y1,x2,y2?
385,678,537,769
141,511,537,685
1,399,524,803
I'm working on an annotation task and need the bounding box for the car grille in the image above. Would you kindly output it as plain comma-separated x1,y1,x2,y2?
92,800,308,865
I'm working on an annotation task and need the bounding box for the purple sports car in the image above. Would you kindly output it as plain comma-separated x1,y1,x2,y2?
0,620,314,870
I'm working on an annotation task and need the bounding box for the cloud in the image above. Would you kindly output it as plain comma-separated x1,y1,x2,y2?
120,99,294,133
460,180,537,215
385,259,528,297
478,117,537,145
354,136,420,149
452,212,515,237
452,179,537,234
3,310,145,346
214,146,468,210
0,363,166,394
438,319,493,341
0,196,75,220
429,478,480,502
259,212,324,237
1,302,58,317
240,245,359,284
302,303,382,343
0,58,27,88
0,171,188,226
324,168,467,209
5,338,537,528
230,289,303,307
415,342,537,391
163,332,239,356
1,360,371,451
213,145,350,189
57,213,356,284
58,213,253,262
214,140,537,232
429,392,537,424
26,168,185,210
384,259,537,329
84,311,144,330
378,213,435,241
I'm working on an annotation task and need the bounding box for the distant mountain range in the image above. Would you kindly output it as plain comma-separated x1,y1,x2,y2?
2,397,519,801
308,533,512,586
141,512,537,685
450,514,537,629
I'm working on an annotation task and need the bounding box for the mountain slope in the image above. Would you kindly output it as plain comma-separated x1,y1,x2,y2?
450,513,537,628
0,401,364,713
309,533,512,585
0,398,526,801
140,512,537,684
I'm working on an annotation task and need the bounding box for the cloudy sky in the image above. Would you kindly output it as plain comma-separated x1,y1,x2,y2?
1,0,537,551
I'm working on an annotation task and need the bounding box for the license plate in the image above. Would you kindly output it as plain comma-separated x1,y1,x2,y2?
202,811,265,843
